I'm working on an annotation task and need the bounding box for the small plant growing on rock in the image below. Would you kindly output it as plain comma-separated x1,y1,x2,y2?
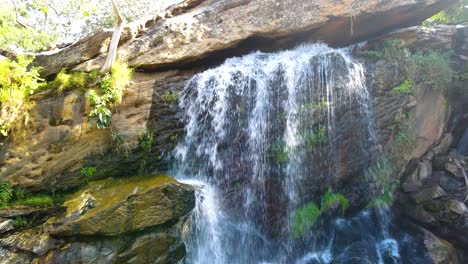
320,187,349,214
138,130,154,153
392,79,413,94
13,216,33,229
303,126,327,153
161,90,179,104
0,181,13,207
81,166,97,183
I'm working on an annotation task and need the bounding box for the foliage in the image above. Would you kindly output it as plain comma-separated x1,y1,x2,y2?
0,6,54,52
111,131,129,156
303,126,326,153
1,0,181,50
38,69,90,93
0,181,13,207
138,130,154,153
0,55,42,139
161,91,179,104
81,166,97,183
291,188,349,238
423,0,468,26
320,187,349,214
409,51,453,90
88,63,132,129
362,39,411,66
14,187,31,201
392,79,413,94
13,216,33,229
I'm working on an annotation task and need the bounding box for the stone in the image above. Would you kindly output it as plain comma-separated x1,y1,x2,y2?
421,228,460,264
411,185,446,204
0,218,14,234
446,199,468,215
49,175,195,236
0,227,62,256
0,206,64,219
32,0,455,77
0,247,32,264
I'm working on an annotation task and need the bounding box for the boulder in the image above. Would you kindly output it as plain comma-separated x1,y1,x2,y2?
49,175,195,236
421,228,460,264
32,0,455,77
0,227,62,256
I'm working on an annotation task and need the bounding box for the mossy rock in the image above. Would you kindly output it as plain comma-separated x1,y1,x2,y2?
48,175,195,236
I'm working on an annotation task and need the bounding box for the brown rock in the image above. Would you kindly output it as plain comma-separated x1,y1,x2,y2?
33,0,454,76
49,175,195,236
421,228,460,264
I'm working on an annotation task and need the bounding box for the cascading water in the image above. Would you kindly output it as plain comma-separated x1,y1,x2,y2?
174,44,430,263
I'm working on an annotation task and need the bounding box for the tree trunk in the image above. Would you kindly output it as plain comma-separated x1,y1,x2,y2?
100,0,125,74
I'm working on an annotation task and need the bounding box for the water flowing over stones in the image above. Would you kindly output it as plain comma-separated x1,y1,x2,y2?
174,43,418,263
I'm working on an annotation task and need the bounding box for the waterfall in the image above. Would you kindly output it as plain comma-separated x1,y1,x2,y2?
174,43,421,263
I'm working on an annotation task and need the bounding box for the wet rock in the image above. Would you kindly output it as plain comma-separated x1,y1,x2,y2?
49,175,195,236
0,218,14,234
421,228,460,264
411,185,446,204
0,227,62,256
0,206,65,219
0,247,32,264
445,156,465,179
439,172,465,192
446,200,468,215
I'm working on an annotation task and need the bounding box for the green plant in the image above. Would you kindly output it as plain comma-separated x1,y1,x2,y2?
111,131,129,155
320,187,349,214
81,166,97,183
392,79,413,94
161,90,179,104
88,89,113,128
138,130,154,153
423,0,467,26
0,181,13,207
303,126,326,153
12,217,33,229
88,63,132,129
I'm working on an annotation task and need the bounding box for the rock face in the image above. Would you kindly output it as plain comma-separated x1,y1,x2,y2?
0,175,195,264
32,0,454,77
49,175,194,236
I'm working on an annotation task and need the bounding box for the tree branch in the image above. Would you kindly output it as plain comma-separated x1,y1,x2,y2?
100,0,126,73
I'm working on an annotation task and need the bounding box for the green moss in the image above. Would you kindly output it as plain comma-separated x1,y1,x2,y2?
291,188,349,238
392,79,413,94
366,158,397,209
291,202,320,238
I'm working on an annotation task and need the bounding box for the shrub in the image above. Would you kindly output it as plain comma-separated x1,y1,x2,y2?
14,195,54,207
0,55,42,139
366,158,397,208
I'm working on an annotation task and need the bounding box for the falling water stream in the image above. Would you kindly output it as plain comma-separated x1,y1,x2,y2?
174,44,431,263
